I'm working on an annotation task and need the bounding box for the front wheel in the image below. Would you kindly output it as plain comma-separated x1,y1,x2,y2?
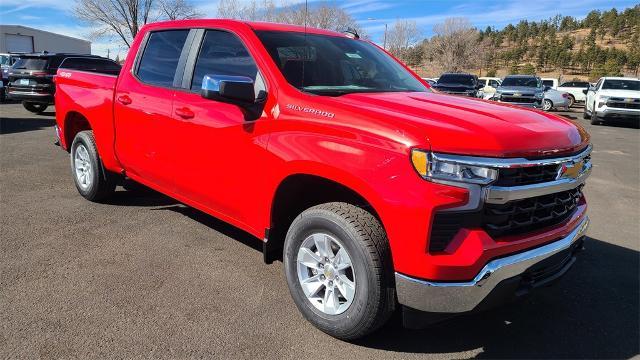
284,202,394,340
23,102,48,114
542,99,553,111
70,130,117,201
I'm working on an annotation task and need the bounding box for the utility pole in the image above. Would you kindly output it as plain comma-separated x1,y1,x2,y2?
383,23,388,50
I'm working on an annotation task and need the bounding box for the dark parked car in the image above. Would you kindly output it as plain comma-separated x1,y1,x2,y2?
432,73,480,97
7,53,121,113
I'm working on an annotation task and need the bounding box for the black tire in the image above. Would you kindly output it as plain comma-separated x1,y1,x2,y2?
591,116,603,125
542,99,553,112
284,202,394,340
70,130,117,201
567,94,575,108
583,105,591,119
22,102,48,114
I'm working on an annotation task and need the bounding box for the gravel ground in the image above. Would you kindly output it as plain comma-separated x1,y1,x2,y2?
1,102,638,359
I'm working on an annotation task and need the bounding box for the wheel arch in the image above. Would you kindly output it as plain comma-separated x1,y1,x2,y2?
264,172,386,264
63,111,92,152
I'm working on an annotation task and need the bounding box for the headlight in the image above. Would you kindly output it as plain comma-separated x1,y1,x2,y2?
411,150,498,184
597,95,610,108
535,92,544,99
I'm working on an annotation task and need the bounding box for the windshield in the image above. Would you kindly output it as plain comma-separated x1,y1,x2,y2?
255,31,426,95
12,57,48,70
602,79,640,91
502,77,541,87
0,55,9,66
438,74,475,86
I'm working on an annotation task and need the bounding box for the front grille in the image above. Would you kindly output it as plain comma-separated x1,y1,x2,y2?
501,96,537,103
607,98,640,110
428,187,583,253
495,165,559,186
483,187,583,238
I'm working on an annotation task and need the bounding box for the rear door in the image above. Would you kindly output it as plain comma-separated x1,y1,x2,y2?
114,29,192,192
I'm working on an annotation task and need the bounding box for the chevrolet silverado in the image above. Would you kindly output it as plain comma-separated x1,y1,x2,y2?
54,20,592,340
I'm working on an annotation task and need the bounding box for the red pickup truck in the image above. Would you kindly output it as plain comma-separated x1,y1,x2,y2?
54,20,591,340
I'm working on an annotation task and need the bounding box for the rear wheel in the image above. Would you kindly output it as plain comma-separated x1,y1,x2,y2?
567,95,575,108
70,130,117,201
23,102,48,114
284,202,394,340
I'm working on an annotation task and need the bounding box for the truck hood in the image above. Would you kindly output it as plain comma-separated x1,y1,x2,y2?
326,91,589,158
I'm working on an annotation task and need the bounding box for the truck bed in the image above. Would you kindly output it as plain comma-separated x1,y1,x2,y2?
55,69,121,172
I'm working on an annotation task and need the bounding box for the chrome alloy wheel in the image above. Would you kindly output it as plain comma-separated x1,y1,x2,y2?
74,144,93,190
296,233,355,315
543,99,553,111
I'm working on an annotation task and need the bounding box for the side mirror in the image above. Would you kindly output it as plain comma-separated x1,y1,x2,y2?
582,89,588,95
201,74,256,103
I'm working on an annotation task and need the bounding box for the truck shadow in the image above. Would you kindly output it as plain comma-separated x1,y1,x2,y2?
0,116,55,134
356,237,639,359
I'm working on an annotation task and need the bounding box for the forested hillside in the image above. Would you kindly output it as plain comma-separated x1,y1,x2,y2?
476,6,640,79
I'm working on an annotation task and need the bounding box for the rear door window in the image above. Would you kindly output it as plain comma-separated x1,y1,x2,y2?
12,57,48,70
136,30,190,87
489,80,500,87
190,30,259,91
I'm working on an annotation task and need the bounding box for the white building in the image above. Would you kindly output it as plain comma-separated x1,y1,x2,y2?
0,25,91,54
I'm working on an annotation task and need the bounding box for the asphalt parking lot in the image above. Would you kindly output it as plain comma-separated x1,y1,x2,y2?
1,102,638,359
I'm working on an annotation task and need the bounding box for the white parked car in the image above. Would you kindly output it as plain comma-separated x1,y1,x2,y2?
478,77,502,99
584,77,640,125
541,78,558,89
557,80,590,107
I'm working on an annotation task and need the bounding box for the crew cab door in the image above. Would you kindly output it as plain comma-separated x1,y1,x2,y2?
114,29,192,191
170,29,271,228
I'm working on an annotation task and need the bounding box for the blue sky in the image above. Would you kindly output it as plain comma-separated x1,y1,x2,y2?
0,0,637,57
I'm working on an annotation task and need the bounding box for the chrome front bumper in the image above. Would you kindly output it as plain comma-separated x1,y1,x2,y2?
395,216,589,313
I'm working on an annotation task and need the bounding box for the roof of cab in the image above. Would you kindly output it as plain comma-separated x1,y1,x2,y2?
142,19,349,38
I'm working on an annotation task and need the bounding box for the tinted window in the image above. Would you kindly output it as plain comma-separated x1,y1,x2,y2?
60,57,121,75
256,31,425,95
438,74,476,86
542,80,555,87
137,30,189,87
502,77,540,87
574,82,589,87
191,30,258,90
489,80,500,87
12,57,48,70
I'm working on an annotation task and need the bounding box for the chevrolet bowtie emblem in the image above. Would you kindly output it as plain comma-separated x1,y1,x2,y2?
557,160,584,180
625,98,634,103
512,93,521,97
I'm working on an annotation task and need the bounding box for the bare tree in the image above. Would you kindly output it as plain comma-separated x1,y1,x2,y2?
385,20,421,60
424,17,478,73
216,0,364,35
158,0,202,21
74,0,201,48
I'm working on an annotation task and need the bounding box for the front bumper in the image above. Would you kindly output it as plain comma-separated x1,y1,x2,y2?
396,216,589,313
596,107,640,121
